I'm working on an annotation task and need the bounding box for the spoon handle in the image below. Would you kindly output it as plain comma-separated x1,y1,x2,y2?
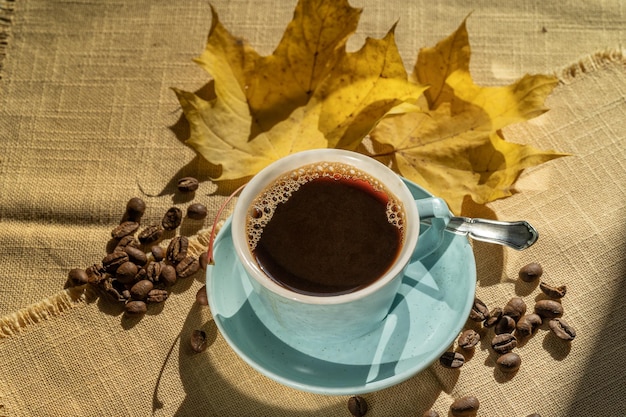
446,217,539,250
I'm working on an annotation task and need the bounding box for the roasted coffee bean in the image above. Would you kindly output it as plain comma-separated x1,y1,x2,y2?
439,351,465,368
124,246,148,266
138,224,163,245
111,221,139,239
162,207,183,230
196,285,208,306
125,300,147,316
199,251,209,270
86,264,106,285
190,329,207,353
549,318,576,341
130,279,153,300
115,261,138,284
469,298,489,322
100,277,127,303
519,262,543,282
422,411,439,417
151,245,165,262
176,256,200,278
178,177,199,193
102,251,129,273
347,396,368,417
160,264,177,286
114,235,139,252
516,314,542,338
496,352,521,373
491,333,517,354
167,236,189,264
67,268,89,286
484,307,502,328
458,329,480,349
539,281,567,299
495,315,517,335
135,267,147,282
534,299,564,319
503,297,527,322
145,261,162,283
450,396,479,417
146,289,168,303
187,203,208,220
125,197,146,222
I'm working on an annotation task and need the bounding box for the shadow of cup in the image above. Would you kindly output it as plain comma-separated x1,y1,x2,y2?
149,303,342,417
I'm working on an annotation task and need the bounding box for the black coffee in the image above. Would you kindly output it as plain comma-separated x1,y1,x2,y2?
247,162,405,296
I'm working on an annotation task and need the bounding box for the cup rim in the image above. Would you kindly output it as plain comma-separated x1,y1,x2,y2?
231,149,420,305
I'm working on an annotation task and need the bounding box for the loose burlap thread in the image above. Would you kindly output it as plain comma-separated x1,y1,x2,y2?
0,1,624,416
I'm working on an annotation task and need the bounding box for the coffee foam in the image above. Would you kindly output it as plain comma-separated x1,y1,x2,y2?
246,162,405,250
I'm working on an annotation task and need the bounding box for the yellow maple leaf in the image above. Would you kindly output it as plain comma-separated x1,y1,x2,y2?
192,2,362,135
369,20,567,214
175,0,423,180
173,6,329,181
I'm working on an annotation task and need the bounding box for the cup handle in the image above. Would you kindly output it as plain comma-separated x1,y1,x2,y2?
410,197,451,262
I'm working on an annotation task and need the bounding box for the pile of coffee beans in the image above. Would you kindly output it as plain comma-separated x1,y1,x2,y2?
65,178,211,320
439,262,575,370
428,262,573,416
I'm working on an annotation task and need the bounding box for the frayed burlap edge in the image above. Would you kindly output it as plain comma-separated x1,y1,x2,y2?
0,0,15,79
0,219,226,340
1,47,624,339
0,285,97,339
556,47,625,84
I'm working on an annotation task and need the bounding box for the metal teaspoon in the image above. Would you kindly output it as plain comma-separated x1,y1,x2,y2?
445,217,539,250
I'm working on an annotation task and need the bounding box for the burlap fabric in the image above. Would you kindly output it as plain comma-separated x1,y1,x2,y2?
0,1,624,416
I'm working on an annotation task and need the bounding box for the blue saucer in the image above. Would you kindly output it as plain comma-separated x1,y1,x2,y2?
207,180,476,395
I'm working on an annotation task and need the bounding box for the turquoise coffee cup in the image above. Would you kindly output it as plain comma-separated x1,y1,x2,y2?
231,149,451,343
